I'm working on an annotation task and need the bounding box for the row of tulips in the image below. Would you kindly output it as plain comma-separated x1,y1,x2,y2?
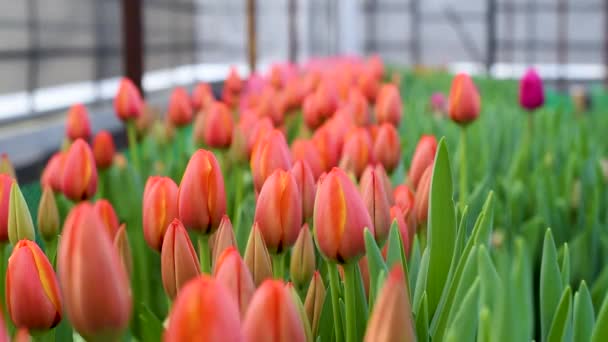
0,54,607,342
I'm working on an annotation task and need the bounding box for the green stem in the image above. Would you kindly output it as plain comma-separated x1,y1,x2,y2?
44,237,58,269
327,263,344,342
31,329,55,342
527,113,534,170
459,126,468,208
272,253,285,279
343,263,358,342
97,169,106,199
126,120,140,173
198,234,211,274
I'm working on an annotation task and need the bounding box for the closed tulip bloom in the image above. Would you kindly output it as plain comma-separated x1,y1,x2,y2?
290,225,315,288
358,69,380,102
214,247,255,318
6,240,62,329
360,165,391,246
375,84,402,126
303,95,323,130
312,125,342,171
290,161,316,222
211,215,237,268
92,131,115,169
314,81,339,118
202,102,234,148
94,199,120,239
243,280,306,342
414,164,433,225
314,168,374,263
407,135,437,190
519,68,544,111
389,206,412,258
58,203,131,340
361,164,393,205
448,73,481,124
250,129,292,194
62,139,97,201
164,275,243,342
143,176,178,251
393,184,415,218
0,154,16,180
8,181,35,245
244,223,273,286
348,89,371,126
225,66,243,94
257,88,284,126
178,149,227,234
254,170,302,253
168,87,193,127
430,92,447,113
113,224,132,277
161,219,201,300
65,104,91,141
246,117,274,158
364,266,415,342
304,271,326,336
40,153,65,192
0,175,12,242
37,186,60,241
191,82,214,111
339,128,374,179
291,139,324,181
114,77,143,121
373,123,401,173
366,55,384,79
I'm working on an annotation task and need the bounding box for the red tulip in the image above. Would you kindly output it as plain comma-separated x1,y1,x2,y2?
93,199,120,239
448,73,481,124
201,102,233,148
254,170,302,253
393,184,415,218
246,117,274,158
192,82,214,111
375,84,402,126
408,135,437,190
58,203,131,340
303,95,323,130
250,129,292,194
61,139,97,201
257,88,284,126
143,176,178,251
168,87,193,127
92,130,115,169
339,128,374,179
519,68,544,111
312,124,342,171
348,89,371,126
214,246,255,318
290,161,316,222
7,240,62,329
114,77,143,121
178,149,227,234
65,104,91,141
113,224,132,277
164,275,243,342
414,164,433,225
373,123,401,173
360,165,391,245
243,280,306,342
314,168,374,263
366,55,384,80
0,154,16,180
314,81,339,118
358,68,380,102
0,175,12,242
291,139,324,181
225,66,243,94
361,164,393,205
40,152,65,192
387,206,412,258
161,219,201,300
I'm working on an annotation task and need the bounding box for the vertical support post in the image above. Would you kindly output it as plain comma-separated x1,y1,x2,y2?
121,0,144,96
288,0,298,62
365,0,377,54
247,0,257,74
486,0,497,74
605,0,608,87
505,0,514,63
557,0,568,90
525,0,536,64
92,0,102,102
26,0,39,114
410,0,421,65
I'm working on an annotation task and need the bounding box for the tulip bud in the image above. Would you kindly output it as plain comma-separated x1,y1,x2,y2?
304,271,326,336
290,224,315,288
312,125,341,171
8,181,35,245
168,87,193,127
519,68,544,111
251,129,292,193
290,161,316,223
37,186,60,241
65,104,91,141
339,128,374,179
164,275,243,342
375,84,402,126
7,240,62,330
358,69,380,103
360,165,391,246
143,176,178,251
364,266,415,341
291,139,324,181
178,149,227,234
254,170,302,253
362,164,393,205
314,81,339,118
199,102,233,148
0,175,13,243
303,95,323,130
58,203,131,340
161,219,201,300
191,82,214,112
213,246,255,318
430,92,447,114
386,206,412,258
92,130,115,169
225,66,243,94
373,123,401,173
448,73,481,124
414,164,433,225
243,280,306,342
114,77,143,121
257,87,284,126
247,117,274,159
314,168,374,263
393,184,415,219
211,215,237,268
0,154,15,181
94,199,120,239
40,153,65,192
244,223,273,286
113,224,132,277
408,135,437,190
61,139,97,201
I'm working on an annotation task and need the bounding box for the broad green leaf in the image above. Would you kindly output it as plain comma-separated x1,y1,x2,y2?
510,238,533,341
409,236,421,292
591,292,608,342
473,191,495,246
591,263,608,312
317,284,335,342
415,292,429,342
477,306,491,342
573,281,595,342
453,205,468,263
478,245,501,311
425,138,457,316
559,243,570,288
139,304,164,342
540,228,563,342
354,263,369,340
413,248,429,312
385,220,404,271
445,278,480,342
547,286,572,342
364,228,388,306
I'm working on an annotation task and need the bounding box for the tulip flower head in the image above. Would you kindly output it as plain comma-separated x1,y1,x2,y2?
114,224,133,277
0,154,16,180
448,73,481,125
37,186,60,241
94,199,120,239
0,175,12,243
214,246,255,318
114,77,143,121
168,87,193,127
92,130,116,169
244,222,273,286
211,215,237,268
407,135,437,190
291,139,325,181
143,176,178,251
375,84,403,126
61,139,98,202
289,224,315,288
200,102,234,148
304,271,326,336
373,123,401,173
360,165,392,246
339,128,374,179
290,161,316,222
393,184,415,219
40,152,65,193
8,181,36,245
65,104,91,141
250,129,292,194
161,219,201,300
519,68,545,111
191,82,214,111
414,164,433,226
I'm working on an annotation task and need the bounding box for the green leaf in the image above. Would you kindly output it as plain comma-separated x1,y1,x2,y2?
559,243,570,288
139,304,164,342
317,284,335,342
385,220,404,271
415,292,429,342
445,278,480,342
472,191,495,246
408,235,421,292
477,306,491,342
540,228,563,342
510,238,533,341
592,292,608,342
364,228,388,307
425,138,457,316
235,193,256,255
478,245,501,311
573,281,595,342
547,286,572,342
413,248,429,313
354,263,369,340
591,263,608,312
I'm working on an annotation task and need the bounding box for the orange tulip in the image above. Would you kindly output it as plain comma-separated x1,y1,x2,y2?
143,176,178,251
211,215,237,268
168,87,193,127
358,68,380,102
214,246,255,318
243,280,306,342
291,139,324,181
246,117,274,159
7,240,62,329
375,84,402,126
393,184,415,218
289,225,315,288
244,223,273,286
348,89,371,126
408,135,437,190
362,164,393,205
178,149,227,234
58,203,131,340
312,124,341,171
385,206,412,258
92,130,115,169
360,165,391,245
191,82,215,111
200,102,233,148
364,266,415,341
250,129,292,194
290,161,316,222
303,95,323,130
254,170,302,253
164,275,243,342
373,123,401,173
314,81,339,118
225,66,243,94
314,168,374,263
0,175,12,242
61,139,97,201
448,73,481,124
40,152,65,192
114,77,143,121
94,199,119,239
414,164,433,225
366,55,385,79
339,128,374,179
257,88,284,126
113,224,132,277
304,271,326,336
65,104,91,141
161,219,201,300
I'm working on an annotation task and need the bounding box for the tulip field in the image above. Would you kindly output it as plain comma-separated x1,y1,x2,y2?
1,56,608,341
